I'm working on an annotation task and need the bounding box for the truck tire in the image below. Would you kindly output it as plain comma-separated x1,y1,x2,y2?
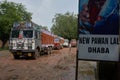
47,50,51,55
32,49,39,59
47,47,52,55
13,54,20,59
61,45,63,49
49,47,53,54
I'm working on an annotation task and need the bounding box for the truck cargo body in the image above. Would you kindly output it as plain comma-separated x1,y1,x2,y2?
41,29,54,53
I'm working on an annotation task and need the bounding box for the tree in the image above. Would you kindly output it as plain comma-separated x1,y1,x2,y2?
0,0,32,48
41,26,48,31
51,12,77,41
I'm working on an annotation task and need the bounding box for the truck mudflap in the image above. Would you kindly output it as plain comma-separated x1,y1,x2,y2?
32,49,40,59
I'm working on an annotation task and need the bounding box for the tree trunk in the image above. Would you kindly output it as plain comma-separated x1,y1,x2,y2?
1,39,7,48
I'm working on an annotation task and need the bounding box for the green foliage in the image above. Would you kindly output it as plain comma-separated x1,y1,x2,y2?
0,47,9,51
51,12,77,40
41,26,48,31
0,0,32,48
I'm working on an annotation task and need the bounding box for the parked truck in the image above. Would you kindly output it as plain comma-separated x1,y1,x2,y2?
41,29,54,54
9,21,54,59
54,36,64,50
70,39,77,47
63,39,69,47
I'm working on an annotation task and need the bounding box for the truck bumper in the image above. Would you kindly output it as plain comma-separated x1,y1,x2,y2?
9,49,35,53
9,49,36,57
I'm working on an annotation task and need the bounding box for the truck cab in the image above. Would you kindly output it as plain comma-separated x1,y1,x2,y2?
9,22,41,59
63,39,69,47
54,37,64,49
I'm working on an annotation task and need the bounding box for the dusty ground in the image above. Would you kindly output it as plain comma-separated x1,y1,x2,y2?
0,48,96,80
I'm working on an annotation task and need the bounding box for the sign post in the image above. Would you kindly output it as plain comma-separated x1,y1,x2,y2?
76,0,119,80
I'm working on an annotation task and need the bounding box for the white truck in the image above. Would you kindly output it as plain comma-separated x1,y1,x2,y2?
9,21,54,59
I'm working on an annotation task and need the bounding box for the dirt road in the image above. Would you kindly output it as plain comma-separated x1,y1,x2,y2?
0,48,96,80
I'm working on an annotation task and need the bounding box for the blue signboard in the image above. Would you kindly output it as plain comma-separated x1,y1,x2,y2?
78,0,119,61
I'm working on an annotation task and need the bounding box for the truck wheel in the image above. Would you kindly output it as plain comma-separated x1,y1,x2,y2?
32,49,39,59
13,54,20,59
47,47,52,55
46,49,50,55
49,47,52,54
61,46,63,49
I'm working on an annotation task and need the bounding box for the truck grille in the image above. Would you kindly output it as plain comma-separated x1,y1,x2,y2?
17,43,24,49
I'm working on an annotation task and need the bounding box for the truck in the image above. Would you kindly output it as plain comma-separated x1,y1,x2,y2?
63,39,69,47
54,36,64,50
70,39,77,47
9,21,54,59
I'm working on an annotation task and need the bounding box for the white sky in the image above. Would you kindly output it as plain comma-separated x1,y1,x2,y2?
0,0,78,30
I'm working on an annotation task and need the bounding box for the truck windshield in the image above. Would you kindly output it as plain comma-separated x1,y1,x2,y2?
23,30,33,38
65,39,69,42
11,30,19,38
54,38,59,43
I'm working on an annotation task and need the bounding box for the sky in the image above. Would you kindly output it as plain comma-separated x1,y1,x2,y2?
0,0,78,30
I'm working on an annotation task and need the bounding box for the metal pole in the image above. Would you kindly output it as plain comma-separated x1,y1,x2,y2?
75,50,79,80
